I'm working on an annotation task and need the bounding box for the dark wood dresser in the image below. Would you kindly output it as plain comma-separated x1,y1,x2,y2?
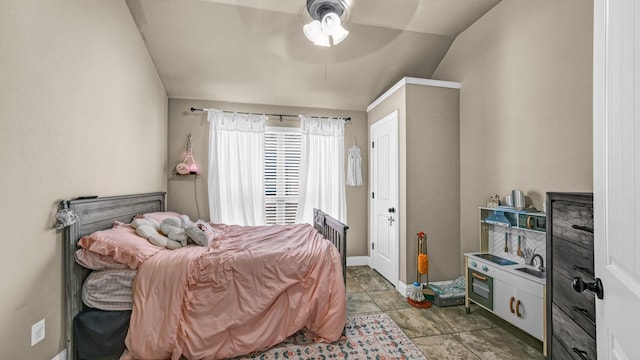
546,192,596,359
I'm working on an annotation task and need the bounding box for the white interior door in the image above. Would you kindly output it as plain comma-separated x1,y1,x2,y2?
370,110,399,287
594,0,640,358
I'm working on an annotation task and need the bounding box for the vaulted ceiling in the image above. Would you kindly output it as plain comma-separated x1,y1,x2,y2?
126,0,501,111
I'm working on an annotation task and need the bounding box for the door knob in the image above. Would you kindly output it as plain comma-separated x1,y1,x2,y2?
572,277,604,299
388,207,395,213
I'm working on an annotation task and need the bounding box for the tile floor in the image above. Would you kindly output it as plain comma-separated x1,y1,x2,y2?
346,266,546,360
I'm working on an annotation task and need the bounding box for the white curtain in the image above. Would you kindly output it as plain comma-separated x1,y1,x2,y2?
296,116,346,224
207,110,267,225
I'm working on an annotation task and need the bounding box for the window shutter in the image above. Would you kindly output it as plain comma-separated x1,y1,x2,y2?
264,128,301,224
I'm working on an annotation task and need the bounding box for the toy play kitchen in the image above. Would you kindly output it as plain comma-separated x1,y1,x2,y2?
465,191,548,354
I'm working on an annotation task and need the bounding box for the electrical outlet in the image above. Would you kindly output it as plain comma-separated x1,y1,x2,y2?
31,319,45,346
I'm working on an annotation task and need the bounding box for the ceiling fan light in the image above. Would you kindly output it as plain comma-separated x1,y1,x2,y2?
330,26,348,45
321,12,341,30
304,1,349,47
304,20,330,47
314,34,331,47
303,20,322,42
321,12,348,46
313,36,331,47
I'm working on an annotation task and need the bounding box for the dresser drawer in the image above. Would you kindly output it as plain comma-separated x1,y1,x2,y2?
551,201,594,249
552,335,576,360
552,237,594,279
552,304,596,360
552,270,596,338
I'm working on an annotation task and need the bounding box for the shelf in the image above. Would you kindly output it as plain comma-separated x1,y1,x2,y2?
479,206,545,216
480,207,546,233
170,172,200,179
478,206,547,254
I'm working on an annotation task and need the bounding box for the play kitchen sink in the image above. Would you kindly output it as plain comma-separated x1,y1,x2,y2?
515,267,545,278
472,253,517,266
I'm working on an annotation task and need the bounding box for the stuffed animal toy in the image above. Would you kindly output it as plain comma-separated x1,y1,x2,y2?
177,215,215,247
131,218,182,249
185,219,217,247
132,215,216,249
159,217,188,246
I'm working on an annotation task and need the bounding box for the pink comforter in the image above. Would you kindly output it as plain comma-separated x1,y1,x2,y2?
123,223,346,360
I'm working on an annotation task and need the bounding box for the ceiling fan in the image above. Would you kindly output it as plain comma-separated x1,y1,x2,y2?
302,0,350,47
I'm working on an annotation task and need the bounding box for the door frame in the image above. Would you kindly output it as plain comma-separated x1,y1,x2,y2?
369,109,400,289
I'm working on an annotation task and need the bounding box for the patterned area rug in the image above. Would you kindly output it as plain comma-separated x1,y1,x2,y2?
234,313,426,359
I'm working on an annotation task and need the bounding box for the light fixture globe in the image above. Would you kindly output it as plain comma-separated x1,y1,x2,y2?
303,0,349,47
303,19,330,47
322,12,349,45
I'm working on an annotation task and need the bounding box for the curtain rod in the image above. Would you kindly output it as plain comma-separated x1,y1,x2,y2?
189,107,351,122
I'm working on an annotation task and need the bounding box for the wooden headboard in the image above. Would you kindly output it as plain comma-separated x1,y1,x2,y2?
61,192,165,360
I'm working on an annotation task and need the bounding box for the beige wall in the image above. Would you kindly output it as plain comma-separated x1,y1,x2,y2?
367,83,460,284
432,0,593,268
0,1,167,359
405,85,460,283
167,98,369,257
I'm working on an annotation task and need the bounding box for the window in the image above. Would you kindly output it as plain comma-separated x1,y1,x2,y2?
264,127,301,224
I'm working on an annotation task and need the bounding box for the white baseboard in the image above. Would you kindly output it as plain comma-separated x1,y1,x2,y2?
346,256,370,266
399,281,441,297
398,280,413,297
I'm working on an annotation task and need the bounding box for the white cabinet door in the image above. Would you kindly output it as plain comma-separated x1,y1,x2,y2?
493,275,544,341
512,288,543,341
493,278,515,320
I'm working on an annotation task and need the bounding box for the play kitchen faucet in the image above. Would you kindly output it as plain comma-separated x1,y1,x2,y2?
530,254,545,272
522,247,545,272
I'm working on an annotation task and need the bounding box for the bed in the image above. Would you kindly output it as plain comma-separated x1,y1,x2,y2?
62,192,348,360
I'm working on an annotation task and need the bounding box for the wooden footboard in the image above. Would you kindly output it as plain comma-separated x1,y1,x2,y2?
313,208,348,284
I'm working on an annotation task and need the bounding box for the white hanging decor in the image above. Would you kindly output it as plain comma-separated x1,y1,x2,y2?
176,134,199,175
346,144,362,186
